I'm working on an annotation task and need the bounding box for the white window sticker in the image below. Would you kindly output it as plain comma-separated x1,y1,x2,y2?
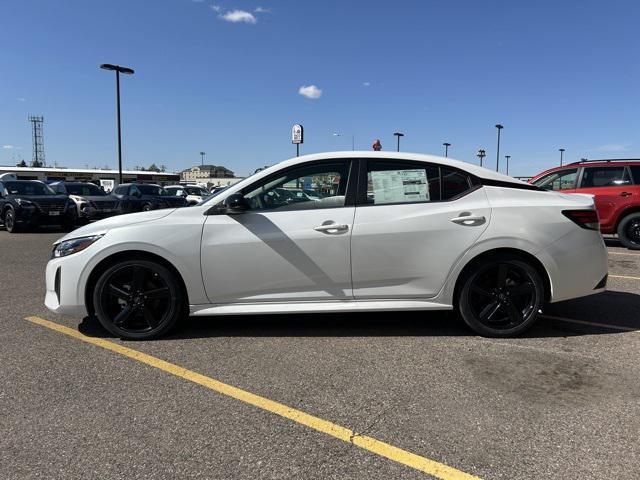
371,169,429,204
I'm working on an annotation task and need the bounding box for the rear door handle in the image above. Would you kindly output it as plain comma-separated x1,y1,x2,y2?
451,215,486,226
314,222,349,234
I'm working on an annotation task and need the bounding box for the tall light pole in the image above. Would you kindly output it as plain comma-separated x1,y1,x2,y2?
100,64,134,185
495,124,503,172
443,142,451,157
505,155,511,175
393,132,404,152
559,148,565,166
333,132,355,151
477,149,486,167
200,151,206,166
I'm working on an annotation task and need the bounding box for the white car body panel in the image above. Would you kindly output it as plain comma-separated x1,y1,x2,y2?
44,151,608,322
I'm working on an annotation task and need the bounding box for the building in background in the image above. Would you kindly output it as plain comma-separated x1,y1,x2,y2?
180,164,242,188
0,165,179,192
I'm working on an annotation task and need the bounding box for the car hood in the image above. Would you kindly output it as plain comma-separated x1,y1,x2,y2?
54,208,176,244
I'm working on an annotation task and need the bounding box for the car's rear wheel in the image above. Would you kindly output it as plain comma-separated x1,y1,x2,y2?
142,203,153,212
4,208,20,233
617,213,640,250
458,256,544,337
93,259,183,340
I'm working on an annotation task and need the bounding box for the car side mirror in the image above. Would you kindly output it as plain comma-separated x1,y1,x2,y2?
220,193,250,214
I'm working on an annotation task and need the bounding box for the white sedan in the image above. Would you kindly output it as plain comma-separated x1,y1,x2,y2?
44,152,608,339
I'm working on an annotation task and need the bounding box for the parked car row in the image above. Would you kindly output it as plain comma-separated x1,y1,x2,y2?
0,173,194,233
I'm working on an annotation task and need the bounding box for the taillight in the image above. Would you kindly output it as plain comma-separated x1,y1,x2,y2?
562,209,600,231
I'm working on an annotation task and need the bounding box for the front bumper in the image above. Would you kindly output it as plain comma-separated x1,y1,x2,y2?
16,206,72,225
44,257,88,317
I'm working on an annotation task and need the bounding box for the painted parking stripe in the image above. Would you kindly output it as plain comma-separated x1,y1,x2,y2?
542,315,637,332
608,251,640,257
609,274,640,280
24,316,480,480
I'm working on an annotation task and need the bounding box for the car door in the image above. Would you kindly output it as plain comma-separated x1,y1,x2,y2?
201,159,356,303
575,165,633,229
351,159,492,299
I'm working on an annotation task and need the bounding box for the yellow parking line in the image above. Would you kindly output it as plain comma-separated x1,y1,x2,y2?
24,316,480,480
608,251,640,257
609,274,640,280
542,315,637,332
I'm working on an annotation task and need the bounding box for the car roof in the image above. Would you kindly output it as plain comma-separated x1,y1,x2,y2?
531,159,640,181
259,151,529,186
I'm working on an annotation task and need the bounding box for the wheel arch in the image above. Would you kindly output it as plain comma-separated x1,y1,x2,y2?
84,250,189,317
614,206,640,232
452,247,552,308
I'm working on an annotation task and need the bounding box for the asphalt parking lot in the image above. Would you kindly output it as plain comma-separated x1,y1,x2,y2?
0,229,638,480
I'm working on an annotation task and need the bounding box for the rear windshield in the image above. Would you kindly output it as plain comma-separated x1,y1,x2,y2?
66,183,105,196
5,181,55,195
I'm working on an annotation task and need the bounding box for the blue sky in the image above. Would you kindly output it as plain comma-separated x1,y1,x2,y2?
1,0,639,177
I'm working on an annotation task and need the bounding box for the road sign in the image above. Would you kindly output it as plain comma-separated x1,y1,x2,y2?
292,124,304,144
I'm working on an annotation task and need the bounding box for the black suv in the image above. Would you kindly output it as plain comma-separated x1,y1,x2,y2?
0,178,74,233
50,181,121,223
112,183,187,213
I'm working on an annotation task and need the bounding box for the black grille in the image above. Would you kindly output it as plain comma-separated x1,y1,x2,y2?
36,201,66,212
91,200,118,210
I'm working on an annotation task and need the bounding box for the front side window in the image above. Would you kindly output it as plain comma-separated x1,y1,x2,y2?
113,186,128,195
243,161,350,212
580,166,630,188
136,184,168,196
366,161,440,205
533,169,578,190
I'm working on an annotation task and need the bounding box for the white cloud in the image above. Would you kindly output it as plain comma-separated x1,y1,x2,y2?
298,85,322,99
16,97,26,102
209,4,222,12
362,81,371,87
219,9,257,23
594,143,631,153
255,6,270,13
2,145,20,150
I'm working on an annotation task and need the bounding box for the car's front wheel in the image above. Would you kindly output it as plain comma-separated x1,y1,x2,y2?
4,208,20,233
93,259,184,340
457,256,544,337
617,213,640,250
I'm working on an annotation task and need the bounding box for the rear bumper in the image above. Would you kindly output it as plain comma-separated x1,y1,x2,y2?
536,228,608,303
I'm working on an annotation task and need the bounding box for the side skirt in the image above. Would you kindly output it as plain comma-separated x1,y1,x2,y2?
189,299,453,316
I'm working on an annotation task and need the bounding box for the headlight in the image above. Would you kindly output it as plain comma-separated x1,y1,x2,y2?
15,198,34,206
53,235,104,258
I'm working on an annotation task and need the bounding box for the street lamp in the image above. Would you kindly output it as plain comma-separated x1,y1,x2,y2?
393,132,404,152
495,124,503,172
505,155,511,175
477,149,486,167
559,148,565,166
443,142,451,157
200,151,206,166
100,63,134,185
333,132,355,151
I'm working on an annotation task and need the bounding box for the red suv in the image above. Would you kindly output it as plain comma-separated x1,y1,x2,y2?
530,159,640,249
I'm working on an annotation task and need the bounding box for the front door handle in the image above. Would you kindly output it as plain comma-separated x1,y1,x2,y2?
314,222,349,234
451,215,486,226
620,192,632,197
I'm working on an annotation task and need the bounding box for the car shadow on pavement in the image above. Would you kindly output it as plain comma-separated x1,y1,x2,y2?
77,290,640,340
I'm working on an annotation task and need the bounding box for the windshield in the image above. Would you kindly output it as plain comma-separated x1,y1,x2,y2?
66,183,106,196
137,184,168,196
5,181,55,196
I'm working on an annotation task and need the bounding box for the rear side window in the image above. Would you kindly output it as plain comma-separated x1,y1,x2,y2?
580,166,630,188
533,169,578,190
628,166,640,185
366,161,440,205
441,168,473,200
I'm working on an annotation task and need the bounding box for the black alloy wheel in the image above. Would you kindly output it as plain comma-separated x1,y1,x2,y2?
4,208,19,233
142,203,153,212
617,213,640,250
93,259,183,339
458,257,544,337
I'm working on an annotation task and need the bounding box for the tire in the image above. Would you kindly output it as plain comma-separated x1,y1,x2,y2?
92,259,184,340
616,213,640,250
4,208,20,233
142,203,153,212
457,255,544,337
